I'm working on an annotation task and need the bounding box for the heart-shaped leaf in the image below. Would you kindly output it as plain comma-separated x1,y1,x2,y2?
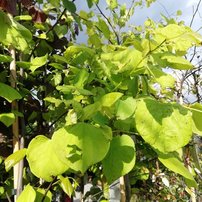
52,123,111,173
102,135,136,184
26,135,69,182
135,98,192,153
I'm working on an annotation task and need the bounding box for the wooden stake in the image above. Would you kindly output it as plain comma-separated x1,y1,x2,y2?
10,47,20,201
120,176,126,202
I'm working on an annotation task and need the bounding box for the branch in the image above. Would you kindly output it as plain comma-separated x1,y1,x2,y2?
73,13,113,44
49,110,69,131
96,4,120,44
29,9,67,59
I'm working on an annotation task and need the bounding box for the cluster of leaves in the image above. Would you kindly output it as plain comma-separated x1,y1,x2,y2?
0,0,202,201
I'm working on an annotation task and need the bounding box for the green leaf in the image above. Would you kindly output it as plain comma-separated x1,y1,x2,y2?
100,92,123,107
35,188,52,202
0,54,13,62
82,102,102,120
149,66,175,89
52,123,111,173
87,0,93,8
102,135,136,184
106,0,118,9
101,48,145,74
58,175,74,197
116,97,136,120
97,18,110,39
64,45,94,65
17,184,36,202
189,103,202,136
155,24,202,51
26,135,69,182
14,15,32,21
5,149,27,172
82,92,123,120
0,11,32,52
0,113,15,127
158,152,198,188
16,61,31,69
135,98,192,153
62,0,76,12
30,54,48,72
0,82,22,102
74,69,89,88
161,54,193,70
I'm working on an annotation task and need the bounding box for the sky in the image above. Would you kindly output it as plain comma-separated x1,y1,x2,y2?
75,0,202,43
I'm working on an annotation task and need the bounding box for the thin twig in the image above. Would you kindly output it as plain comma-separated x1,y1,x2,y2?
190,0,202,27
49,110,69,130
41,177,57,202
6,192,12,202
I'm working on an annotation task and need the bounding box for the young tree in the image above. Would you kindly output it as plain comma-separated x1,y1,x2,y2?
0,0,201,201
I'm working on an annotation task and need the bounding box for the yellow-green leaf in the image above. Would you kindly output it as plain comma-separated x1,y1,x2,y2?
17,184,36,202
5,149,27,172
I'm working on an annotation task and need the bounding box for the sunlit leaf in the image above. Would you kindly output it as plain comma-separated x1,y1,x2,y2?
150,66,175,89
115,97,136,120
52,123,111,173
158,152,198,188
0,82,22,102
101,47,145,74
97,17,110,39
0,10,32,52
161,54,193,70
30,54,48,72
17,184,36,202
189,103,202,136
135,98,192,153
100,92,123,107
0,113,15,127
5,149,27,172
14,15,32,21
58,175,74,197
106,0,118,9
26,135,69,182
155,24,202,51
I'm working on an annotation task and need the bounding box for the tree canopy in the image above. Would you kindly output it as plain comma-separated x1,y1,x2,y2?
0,0,202,201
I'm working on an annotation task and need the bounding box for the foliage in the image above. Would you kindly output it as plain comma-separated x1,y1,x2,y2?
0,0,201,201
